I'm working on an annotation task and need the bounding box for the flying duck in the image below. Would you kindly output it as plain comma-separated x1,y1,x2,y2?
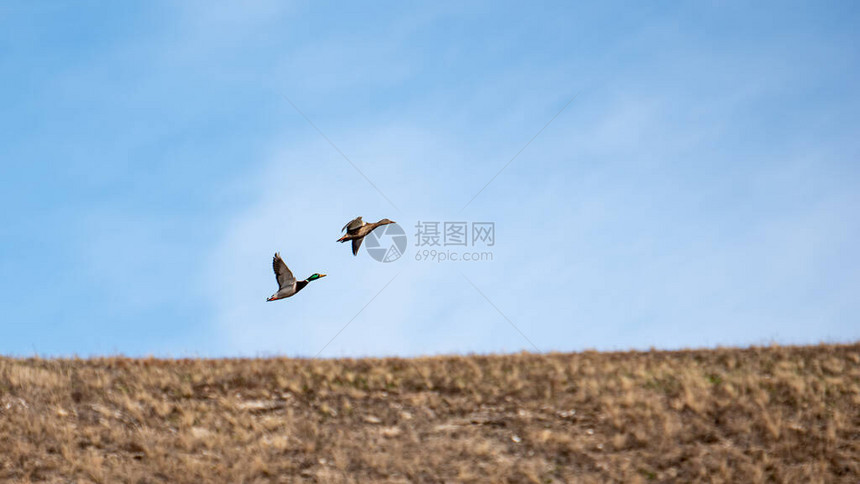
337,216,396,255
266,252,326,301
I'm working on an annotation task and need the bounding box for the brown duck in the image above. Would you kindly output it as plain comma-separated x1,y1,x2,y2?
337,216,396,255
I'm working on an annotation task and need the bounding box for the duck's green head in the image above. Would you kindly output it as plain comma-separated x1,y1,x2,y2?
307,273,327,281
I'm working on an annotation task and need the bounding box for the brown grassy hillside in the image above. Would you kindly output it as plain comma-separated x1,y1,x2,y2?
1,344,858,483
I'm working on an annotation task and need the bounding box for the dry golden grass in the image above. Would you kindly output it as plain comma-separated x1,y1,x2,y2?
1,344,858,483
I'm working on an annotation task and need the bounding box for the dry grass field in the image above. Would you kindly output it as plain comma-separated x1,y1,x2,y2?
1,344,858,483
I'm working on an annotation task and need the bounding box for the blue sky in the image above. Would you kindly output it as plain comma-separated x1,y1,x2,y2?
1,1,858,357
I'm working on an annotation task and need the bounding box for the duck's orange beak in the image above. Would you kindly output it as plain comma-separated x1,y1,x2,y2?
319,274,327,278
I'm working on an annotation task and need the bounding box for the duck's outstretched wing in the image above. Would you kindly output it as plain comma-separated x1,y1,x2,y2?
351,237,364,256
342,216,364,234
272,252,296,290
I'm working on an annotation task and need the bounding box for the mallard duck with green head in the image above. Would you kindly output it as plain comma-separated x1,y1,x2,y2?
266,252,326,301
